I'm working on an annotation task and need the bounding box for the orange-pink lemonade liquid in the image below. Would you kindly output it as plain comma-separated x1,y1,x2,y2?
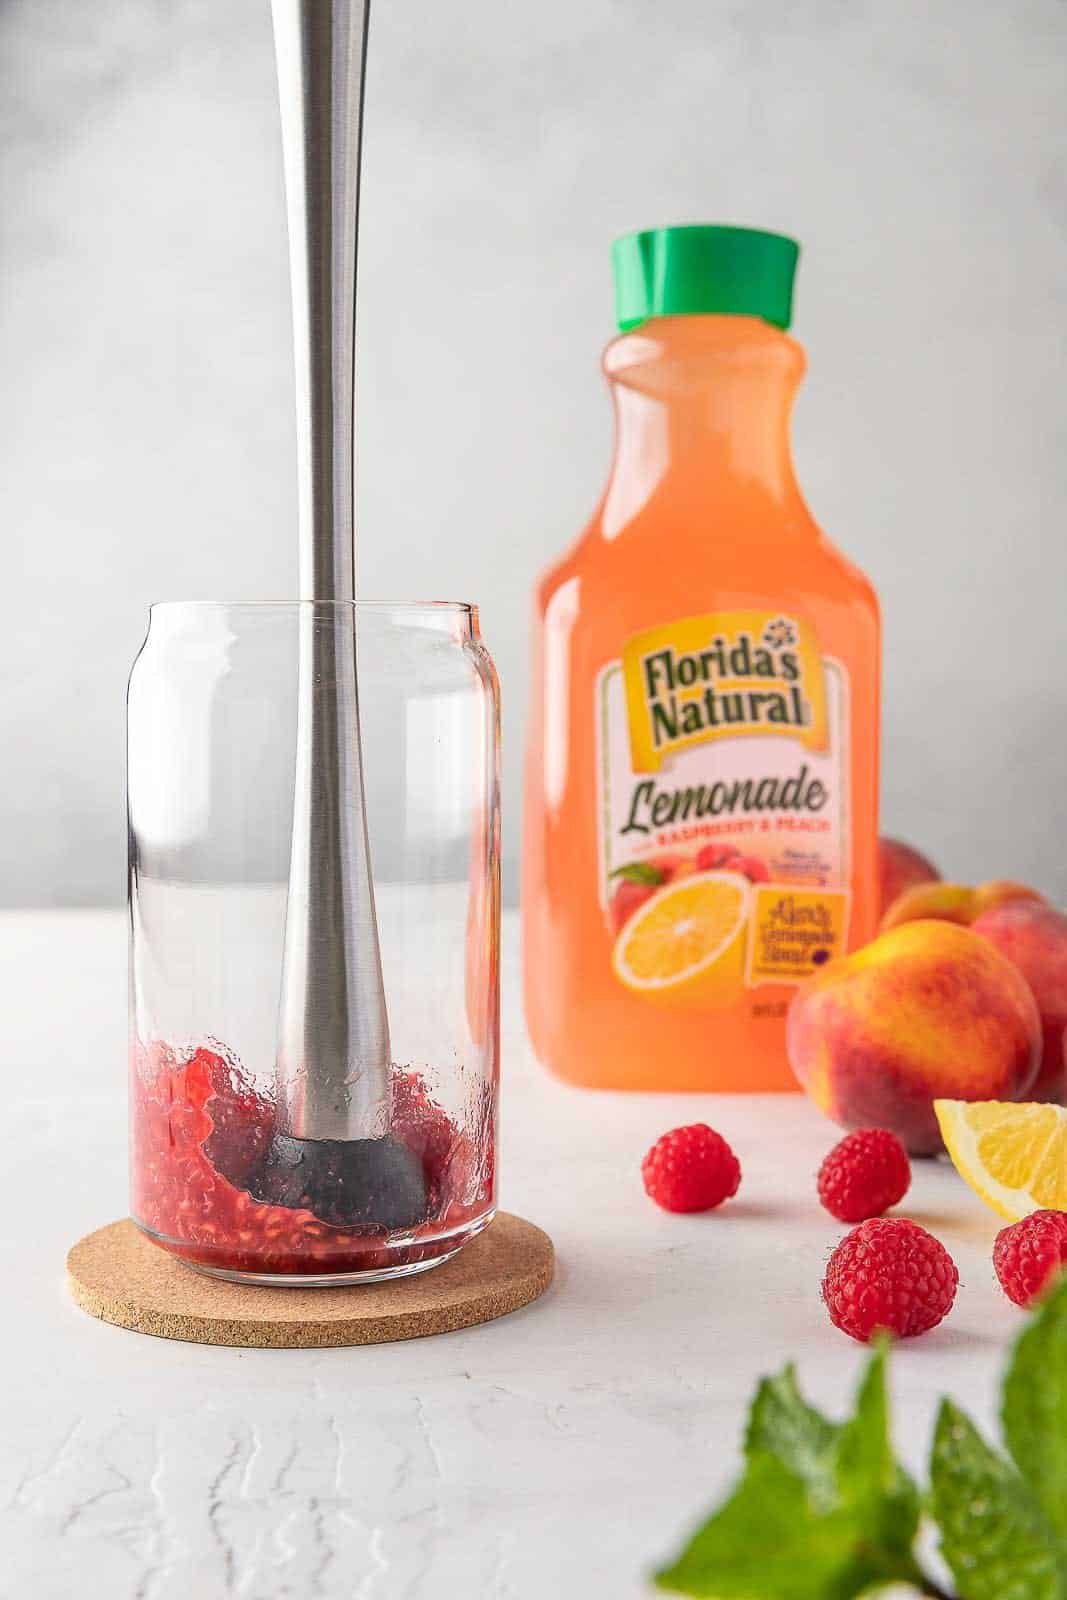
522,225,881,1090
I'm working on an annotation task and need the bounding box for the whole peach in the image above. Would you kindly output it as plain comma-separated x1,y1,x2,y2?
972,880,1046,918
880,878,1044,933
880,882,975,932
878,837,939,918
787,921,1041,1154
972,900,1067,1104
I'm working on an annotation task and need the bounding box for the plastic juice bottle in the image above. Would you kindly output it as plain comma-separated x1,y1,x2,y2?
522,224,880,1091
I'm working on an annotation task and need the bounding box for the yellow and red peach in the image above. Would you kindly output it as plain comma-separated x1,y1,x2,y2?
880,882,975,931
878,837,939,918
972,880,1046,918
787,921,1041,1154
972,900,1067,1105
880,878,1044,934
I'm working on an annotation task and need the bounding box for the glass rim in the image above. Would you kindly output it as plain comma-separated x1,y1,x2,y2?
148,599,476,618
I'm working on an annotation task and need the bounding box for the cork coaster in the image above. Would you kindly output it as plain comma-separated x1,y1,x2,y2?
67,1213,554,1349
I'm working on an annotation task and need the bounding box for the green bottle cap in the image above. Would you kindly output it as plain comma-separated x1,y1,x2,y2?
612,224,800,332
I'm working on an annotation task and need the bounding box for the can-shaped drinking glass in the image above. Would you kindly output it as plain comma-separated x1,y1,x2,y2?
128,601,500,1284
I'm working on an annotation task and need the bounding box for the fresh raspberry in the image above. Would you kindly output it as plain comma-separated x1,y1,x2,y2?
822,1217,958,1341
993,1210,1067,1307
817,1128,911,1223
641,1124,741,1213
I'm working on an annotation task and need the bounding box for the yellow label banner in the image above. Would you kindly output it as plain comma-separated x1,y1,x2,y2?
746,886,850,985
621,609,828,774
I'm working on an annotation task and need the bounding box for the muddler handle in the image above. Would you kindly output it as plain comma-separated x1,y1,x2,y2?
272,0,391,1141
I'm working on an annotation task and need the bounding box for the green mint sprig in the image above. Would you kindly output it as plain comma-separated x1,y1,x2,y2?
654,1275,1067,1600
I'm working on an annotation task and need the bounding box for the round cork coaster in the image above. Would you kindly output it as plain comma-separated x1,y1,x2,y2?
67,1213,554,1349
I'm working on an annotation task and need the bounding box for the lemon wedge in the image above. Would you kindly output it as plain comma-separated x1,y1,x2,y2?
612,871,750,1007
934,1099,1067,1221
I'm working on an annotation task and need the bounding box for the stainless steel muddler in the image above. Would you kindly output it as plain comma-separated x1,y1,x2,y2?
269,0,398,1172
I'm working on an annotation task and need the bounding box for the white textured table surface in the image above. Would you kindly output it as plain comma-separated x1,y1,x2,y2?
1,910,1020,1599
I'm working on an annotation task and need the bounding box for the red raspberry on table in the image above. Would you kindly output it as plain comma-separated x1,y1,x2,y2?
641,1124,741,1213
822,1217,958,1342
993,1210,1067,1307
817,1128,911,1223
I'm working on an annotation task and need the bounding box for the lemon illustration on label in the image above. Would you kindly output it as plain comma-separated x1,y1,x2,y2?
612,871,751,1007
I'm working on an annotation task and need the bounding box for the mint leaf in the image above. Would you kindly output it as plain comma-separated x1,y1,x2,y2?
610,862,664,885
657,1352,922,1598
1002,1274,1067,1543
745,1362,838,1508
744,1348,918,1553
834,1343,921,1573
930,1398,1064,1600
651,1286,1067,1600
654,1453,874,1598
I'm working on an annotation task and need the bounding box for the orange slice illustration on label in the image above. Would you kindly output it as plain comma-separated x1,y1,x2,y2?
612,871,750,1007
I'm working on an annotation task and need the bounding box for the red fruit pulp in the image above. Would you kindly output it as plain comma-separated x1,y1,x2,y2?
131,1043,494,1276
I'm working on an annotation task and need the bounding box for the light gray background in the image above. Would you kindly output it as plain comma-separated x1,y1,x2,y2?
2,0,1065,906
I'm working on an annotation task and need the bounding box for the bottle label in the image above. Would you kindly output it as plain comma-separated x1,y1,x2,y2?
596,609,851,1005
